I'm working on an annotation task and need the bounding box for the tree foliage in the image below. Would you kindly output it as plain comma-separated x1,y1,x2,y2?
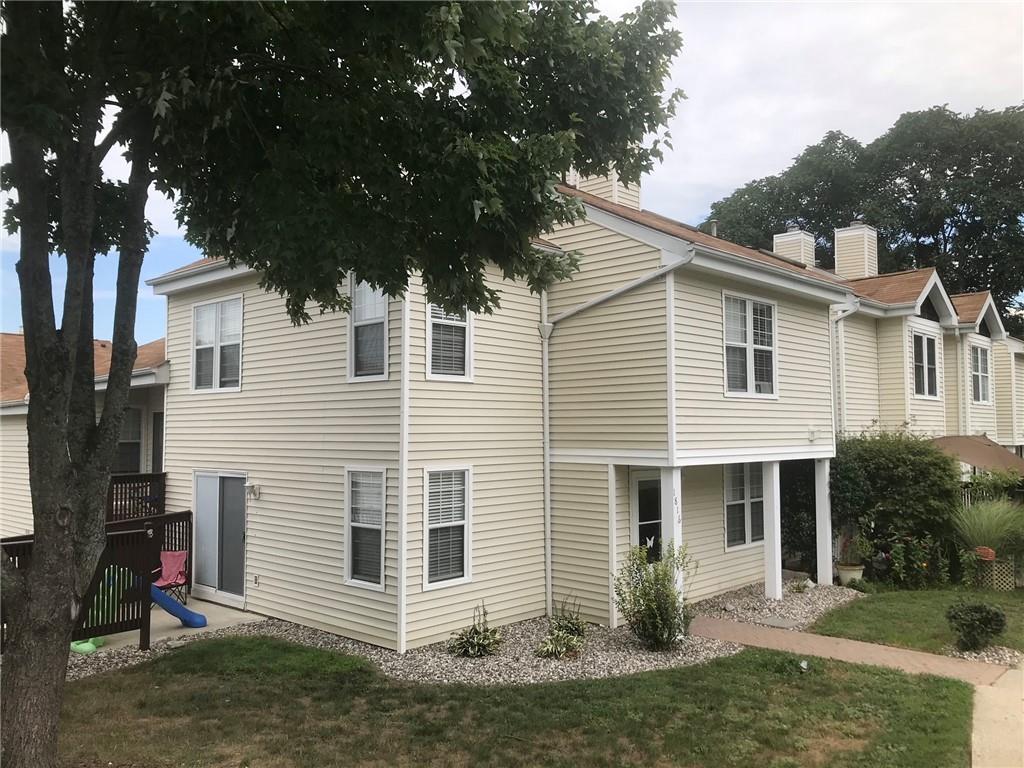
0,3,682,766
705,107,1024,332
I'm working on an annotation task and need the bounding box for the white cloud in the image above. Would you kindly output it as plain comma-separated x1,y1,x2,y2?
599,0,1024,224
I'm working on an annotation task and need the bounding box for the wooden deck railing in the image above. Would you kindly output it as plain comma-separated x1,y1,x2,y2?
107,472,166,521
1,509,192,652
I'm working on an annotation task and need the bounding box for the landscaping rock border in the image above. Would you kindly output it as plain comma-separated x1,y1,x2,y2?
693,580,863,630
946,644,1024,668
66,617,743,685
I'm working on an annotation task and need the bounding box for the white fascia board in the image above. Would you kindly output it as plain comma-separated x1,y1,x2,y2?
148,262,253,296
976,296,1008,340
916,270,959,325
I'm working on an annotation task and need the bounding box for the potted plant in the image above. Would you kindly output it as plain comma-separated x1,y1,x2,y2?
837,531,871,586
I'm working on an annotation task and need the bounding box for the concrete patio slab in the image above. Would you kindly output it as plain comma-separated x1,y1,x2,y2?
99,599,259,652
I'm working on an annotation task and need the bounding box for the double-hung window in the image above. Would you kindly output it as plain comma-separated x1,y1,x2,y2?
725,463,764,549
350,279,388,379
971,345,991,403
425,469,470,586
913,333,938,397
346,469,385,587
112,407,142,474
724,295,775,396
193,297,242,390
427,305,470,379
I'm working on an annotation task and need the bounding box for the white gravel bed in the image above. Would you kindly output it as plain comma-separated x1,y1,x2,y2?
66,616,743,685
946,644,1024,667
693,580,863,630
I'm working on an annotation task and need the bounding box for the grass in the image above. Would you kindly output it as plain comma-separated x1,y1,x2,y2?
60,636,972,768
812,587,1024,654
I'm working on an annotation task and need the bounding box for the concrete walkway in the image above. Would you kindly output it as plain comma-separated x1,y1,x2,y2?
102,598,259,651
692,616,1024,767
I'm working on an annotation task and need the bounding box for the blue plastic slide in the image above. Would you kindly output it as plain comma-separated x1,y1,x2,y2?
150,584,208,628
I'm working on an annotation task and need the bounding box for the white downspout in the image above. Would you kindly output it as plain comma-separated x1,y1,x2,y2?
831,301,859,435
540,291,553,616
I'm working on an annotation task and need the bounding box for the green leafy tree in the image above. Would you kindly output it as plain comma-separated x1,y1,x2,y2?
706,107,1024,333
0,3,681,765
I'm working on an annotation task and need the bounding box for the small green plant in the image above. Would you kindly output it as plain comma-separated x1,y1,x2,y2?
790,581,808,594
845,578,877,594
945,601,1007,651
838,531,873,566
447,603,502,658
613,542,694,651
952,497,1024,558
535,628,585,660
882,534,949,588
551,595,587,638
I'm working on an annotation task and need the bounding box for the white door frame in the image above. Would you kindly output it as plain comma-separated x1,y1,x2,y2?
191,469,247,609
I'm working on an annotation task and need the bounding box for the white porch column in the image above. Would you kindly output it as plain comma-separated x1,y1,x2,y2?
814,458,833,585
763,460,783,600
660,467,683,587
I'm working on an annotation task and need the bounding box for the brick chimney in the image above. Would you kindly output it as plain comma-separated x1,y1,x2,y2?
773,226,816,267
569,168,640,210
834,221,878,280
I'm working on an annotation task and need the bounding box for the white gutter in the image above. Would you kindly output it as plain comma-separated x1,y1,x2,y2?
540,290,553,616
831,300,860,434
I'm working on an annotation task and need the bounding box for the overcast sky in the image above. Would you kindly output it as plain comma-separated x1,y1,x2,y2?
1,0,1022,342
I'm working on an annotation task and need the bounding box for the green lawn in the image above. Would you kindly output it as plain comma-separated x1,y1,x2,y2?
60,637,972,768
811,588,1024,654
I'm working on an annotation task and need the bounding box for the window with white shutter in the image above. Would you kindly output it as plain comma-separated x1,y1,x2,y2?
346,469,385,588
349,278,388,380
724,294,775,396
427,304,471,380
724,463,764,549
425,468,471,586
193,297,242,391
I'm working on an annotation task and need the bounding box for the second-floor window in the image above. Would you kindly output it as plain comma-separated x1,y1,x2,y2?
912,333,938,398
428,304,471,379
971,345,991,404
112,407,142,474
350,279,388,379
194,297,242,391
724,295,775,396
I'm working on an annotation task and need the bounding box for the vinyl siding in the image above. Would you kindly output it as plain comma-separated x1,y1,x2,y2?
543,221,662,316
575,174,640,211
1016,352,1024,445
549,277,668,457
905,317,945,436
163,272,401,648
549,462,611,623
0,414,30,537
683,464,764,601
674,272,835,458
963,334,997,437
877,318,908,429
404,269,546,647
838,313,880,434
943,334,963,434
992,342,1019,446
0,385,163,537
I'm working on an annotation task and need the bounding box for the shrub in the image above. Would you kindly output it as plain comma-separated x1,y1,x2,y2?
535,629,585,660
946,601,1007,651
838,532,873,566
550,595,587,638
447,603,502,658
845,578,877,594
880,533,949,588
613,543,694,651
831,432,960,544
952,497,1024,559
969,470,1023,503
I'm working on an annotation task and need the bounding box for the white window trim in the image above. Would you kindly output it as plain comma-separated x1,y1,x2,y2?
344,465,387,592
723,463,765,552
190,294,244,394
421,464,473,591
425,299,474,382
721,291,779,400
911,330,940,400
346,275,389,383
971,343,992,405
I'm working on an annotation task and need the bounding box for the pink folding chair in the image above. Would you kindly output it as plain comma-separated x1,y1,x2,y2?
153,550,189,605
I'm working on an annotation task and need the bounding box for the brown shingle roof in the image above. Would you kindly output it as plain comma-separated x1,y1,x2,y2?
556,184,847,289
950,291,991,324
843,268,936,306
931,435,1024,474
1,334,166,404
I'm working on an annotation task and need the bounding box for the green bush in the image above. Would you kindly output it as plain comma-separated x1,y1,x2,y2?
881,533,949,588
831,431,961,544
535,629,585,660
550,595,587,638
969,470,1023,503
952,497,1024,558
845,578,877,594
613,543,694,651
946,601,1007,651
780,459,817,570
447,603,502,658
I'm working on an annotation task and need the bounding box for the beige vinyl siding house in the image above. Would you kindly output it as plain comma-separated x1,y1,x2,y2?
836,313,880,433
161,270,402,648
403,270,546,647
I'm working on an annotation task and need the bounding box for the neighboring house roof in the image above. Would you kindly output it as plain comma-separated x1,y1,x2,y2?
0,333,166,406
844,268,937,306
950,291,991,324
931,435,1024,474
